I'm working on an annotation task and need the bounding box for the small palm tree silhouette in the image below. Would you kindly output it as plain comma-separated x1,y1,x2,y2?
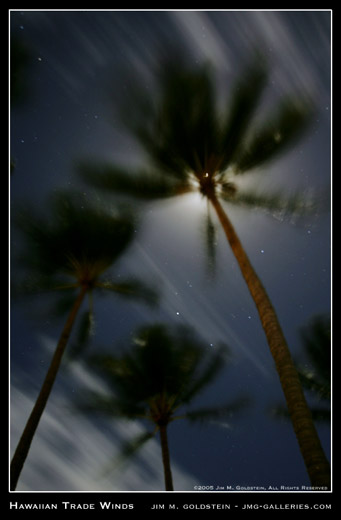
78,54,330,487
273,315,331,423
80,323,248,490
10,191,157,490
299,315,331,411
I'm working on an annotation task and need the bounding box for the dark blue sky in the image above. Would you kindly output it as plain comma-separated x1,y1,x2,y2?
10,10,331,494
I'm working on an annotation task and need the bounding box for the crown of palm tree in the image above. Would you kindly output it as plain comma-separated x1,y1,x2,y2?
85,323,230,426
79,53,312,212
13,191,157,306
14,192,135,288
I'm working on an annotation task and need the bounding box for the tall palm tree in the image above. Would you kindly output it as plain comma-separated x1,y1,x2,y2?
78,54,330,487
79,323,248,491
10,191,157,490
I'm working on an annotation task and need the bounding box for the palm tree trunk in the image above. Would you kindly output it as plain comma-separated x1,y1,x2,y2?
210,194,330,488
10,285,87,491
159,424,174,491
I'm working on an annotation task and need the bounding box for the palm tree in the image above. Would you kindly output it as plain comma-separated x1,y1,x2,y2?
79,323,248,491
78,54,330,487
10,191,157,490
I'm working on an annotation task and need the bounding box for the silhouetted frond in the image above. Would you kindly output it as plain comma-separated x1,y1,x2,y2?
119,430,156,460
298,314,331,401
96,278,159,307
270,314,331,424
11,276,77,299
183,396,251,424
300,315,331,388
68,311,94,361
180,344,227,405
234,99,313,173
271,404,330,424
77,388,146,419
298,372,330,401
220,56,268,169
221,188,316,220
203,208,218,278
79,163,191,199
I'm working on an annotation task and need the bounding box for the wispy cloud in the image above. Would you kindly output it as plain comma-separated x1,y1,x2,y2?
10,347,198,491
170,11,232,71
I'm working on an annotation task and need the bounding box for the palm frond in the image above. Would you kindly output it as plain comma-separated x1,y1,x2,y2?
220,55,268,169
96,278,159,307
270,314,331,425
84,353,149,413
51,290,83,320
298,371,331,401
234,98,313,173
121,56,222,178
180,396,251,424
180,344,228,405
11,275,78,299
148,59,220,176
270,404,330,423
220,187,317,220
119,430,156,460
67,310,94,361
98,428,156,479
300,314,331,387
203,207,218,279
76,388,147,419
76,392,117,416
310,409,331,422
78,162,190,199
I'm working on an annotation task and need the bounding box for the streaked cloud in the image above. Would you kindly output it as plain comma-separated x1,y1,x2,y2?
10,347,198,491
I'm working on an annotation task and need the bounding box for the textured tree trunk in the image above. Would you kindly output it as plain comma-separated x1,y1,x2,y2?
210,194,330,488
10,286,87,491
159,424,174,491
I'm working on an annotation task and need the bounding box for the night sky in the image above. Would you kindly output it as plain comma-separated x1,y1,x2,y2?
10,10,331,494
